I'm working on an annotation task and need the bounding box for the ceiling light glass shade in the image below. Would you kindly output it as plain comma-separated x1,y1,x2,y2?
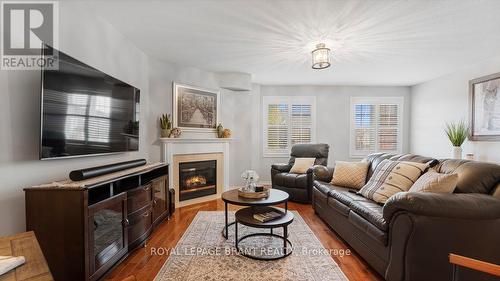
311,43,331,69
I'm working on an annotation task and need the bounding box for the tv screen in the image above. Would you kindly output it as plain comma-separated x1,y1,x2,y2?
40,46,140,160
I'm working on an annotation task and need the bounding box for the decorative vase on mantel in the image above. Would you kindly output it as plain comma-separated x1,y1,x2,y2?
161,129,171,138
452,146,462,159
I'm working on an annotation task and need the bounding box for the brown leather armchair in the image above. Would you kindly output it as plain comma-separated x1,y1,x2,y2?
271,143,329,203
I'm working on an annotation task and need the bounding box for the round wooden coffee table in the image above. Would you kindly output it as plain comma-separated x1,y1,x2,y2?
221,188,289,239
235,206,294,260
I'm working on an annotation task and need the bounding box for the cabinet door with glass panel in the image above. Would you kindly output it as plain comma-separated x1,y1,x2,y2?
152,175,169,225
88,192,128,280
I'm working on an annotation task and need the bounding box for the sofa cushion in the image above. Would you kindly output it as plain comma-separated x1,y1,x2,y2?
274,173,308,189
290,157,316,174
365,153,438,180
327,197,351,217
359,159,429,204
314,181,389,241
365,153,396,180
348,200,387,231
348,211,388,246
409,169,458,193
313,180,337,196
327,185,371,207
315,182,387,230
436,159,500,194
394,154,439,167
493,183,500,199
330,161,369,189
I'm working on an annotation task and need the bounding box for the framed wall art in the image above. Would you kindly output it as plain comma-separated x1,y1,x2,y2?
469,72,500,141
173,83,220,132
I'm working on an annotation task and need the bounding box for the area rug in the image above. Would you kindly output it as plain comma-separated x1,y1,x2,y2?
154,211,348,281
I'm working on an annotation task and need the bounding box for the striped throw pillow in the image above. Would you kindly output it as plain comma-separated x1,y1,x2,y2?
359,159,429,204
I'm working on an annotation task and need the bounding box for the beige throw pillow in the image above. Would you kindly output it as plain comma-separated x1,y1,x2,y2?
409,170,458,193
359,159,428,204
290,158,316,174
330,161,369,189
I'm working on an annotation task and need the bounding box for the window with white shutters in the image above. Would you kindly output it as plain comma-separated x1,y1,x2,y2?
263,96,316,157
267,103,289,154
354,104,375,153
378,104,399,151
291,104,312,145
350,97,403,157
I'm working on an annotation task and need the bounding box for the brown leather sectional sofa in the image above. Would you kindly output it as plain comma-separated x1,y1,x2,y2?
312,153,500,281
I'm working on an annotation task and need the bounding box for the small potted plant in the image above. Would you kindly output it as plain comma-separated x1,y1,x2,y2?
445,120,468,159
159,114,172,138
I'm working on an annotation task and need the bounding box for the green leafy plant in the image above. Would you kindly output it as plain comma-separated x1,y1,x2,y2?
445,120,468,147
159,114,172,130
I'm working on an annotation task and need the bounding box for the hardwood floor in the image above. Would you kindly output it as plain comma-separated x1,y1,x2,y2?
105,199,383,281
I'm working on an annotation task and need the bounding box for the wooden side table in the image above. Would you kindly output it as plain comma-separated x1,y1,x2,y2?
449,253,500,280
0,231,53,281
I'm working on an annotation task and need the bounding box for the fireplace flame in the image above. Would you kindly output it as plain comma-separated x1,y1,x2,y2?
185,175,207,188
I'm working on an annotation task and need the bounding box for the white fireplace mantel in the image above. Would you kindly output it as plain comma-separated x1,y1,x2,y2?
159,137,235,143
160,138,234,204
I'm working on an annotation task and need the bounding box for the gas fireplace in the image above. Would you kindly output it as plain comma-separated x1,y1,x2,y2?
179,160,217,201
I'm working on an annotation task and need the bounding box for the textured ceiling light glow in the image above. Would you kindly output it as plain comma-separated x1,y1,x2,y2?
87,0,500,85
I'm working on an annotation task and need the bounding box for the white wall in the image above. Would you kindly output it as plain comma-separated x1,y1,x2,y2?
220,89,253,185
147,60,219,160
0,2,150,236
249,85,411,180
147,59,253,186
410,57,500,163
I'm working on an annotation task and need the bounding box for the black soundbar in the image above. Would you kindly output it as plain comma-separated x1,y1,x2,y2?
69,159,147,181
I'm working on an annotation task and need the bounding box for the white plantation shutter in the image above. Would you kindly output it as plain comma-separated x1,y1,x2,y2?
378,104,398,151
267,103,289,153
350,97,403,157
291,104,312,145
263,96,316,156
354,104,376,153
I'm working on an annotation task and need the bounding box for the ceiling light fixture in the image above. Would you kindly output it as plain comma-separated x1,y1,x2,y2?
311,43,331,69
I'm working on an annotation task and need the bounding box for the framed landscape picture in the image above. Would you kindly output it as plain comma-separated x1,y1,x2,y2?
173,83,219,132
469,72,500,141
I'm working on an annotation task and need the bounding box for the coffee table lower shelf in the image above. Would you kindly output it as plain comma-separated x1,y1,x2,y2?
234,206,294,260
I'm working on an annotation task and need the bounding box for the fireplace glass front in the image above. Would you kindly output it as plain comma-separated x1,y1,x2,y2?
179,160,217,201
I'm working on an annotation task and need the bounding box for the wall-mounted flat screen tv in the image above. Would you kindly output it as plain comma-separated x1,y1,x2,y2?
40,45,140,160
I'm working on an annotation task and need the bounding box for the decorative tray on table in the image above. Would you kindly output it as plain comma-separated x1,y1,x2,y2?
238,186,271,199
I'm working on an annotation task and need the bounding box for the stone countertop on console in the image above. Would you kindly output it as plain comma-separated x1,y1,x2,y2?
159,138,236,143
25,162,166,190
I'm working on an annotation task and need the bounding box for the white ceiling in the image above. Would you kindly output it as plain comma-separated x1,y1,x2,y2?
85,0,500,86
